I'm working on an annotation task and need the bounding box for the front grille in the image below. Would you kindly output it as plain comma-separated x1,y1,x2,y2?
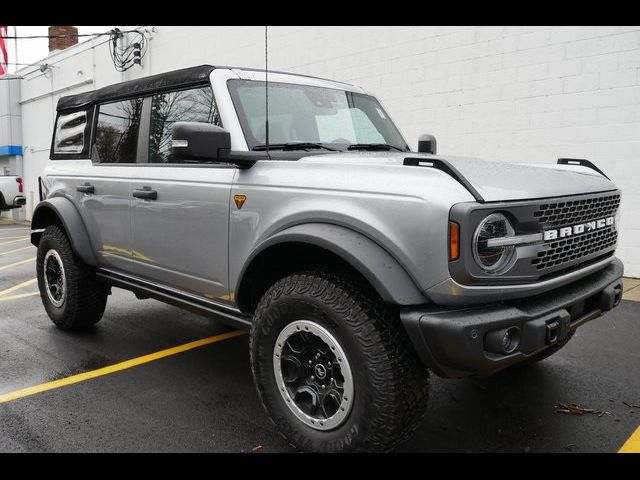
532,227,617,270
533,194,620,228
531,193,620,272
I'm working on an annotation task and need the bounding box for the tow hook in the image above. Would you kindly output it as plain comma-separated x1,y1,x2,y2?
546,320,560,344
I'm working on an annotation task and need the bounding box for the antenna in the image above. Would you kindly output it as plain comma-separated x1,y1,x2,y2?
265,25,269,156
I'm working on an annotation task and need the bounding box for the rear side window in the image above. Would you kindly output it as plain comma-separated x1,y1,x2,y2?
148,86,220,163
94,98,143,163
53,110,89,155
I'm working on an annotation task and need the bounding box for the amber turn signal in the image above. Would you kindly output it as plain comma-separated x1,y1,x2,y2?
449,221,460,261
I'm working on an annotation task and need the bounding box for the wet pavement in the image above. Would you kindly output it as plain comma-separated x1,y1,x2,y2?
0,219,638,452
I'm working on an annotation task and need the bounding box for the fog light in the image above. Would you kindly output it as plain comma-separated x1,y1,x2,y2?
485,326,521,355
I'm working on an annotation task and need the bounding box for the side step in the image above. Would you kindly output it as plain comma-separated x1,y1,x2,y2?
96,269,252,330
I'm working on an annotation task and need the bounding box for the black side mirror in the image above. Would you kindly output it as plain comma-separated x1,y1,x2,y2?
171,122,231,161
417,134,437,154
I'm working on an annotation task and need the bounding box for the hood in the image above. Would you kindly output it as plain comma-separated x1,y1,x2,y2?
298,152,617,202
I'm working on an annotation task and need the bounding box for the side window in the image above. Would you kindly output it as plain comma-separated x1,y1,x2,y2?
148,86,220,163
53,110,89,155
94,98,143,164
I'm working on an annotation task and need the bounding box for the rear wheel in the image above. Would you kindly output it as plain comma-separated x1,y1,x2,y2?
36,225,108,330
250,270,430,452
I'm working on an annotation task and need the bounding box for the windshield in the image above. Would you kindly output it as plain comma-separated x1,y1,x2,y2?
227,79,409,151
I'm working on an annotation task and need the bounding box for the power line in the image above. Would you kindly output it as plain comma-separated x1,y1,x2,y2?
1,29,149,74
0,29,139,40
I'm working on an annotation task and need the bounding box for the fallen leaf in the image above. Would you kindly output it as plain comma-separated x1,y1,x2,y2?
555,403,606,416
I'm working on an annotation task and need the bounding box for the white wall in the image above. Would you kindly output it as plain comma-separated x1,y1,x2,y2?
17,26,640,275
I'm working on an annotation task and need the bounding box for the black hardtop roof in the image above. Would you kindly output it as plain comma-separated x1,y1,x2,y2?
57,65,215,111
56,65,359,112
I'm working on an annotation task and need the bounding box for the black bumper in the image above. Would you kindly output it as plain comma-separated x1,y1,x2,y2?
0,194,25,210
401,258,624,378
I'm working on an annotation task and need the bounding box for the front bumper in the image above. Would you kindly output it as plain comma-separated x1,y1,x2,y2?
401,258,624,378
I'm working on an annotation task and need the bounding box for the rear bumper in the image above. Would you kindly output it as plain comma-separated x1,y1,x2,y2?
401,258,624,378
0,194,25,210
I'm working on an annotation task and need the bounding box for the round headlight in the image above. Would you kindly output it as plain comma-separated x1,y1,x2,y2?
473,213,516,273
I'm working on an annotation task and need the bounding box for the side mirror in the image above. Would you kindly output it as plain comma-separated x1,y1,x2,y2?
417,134,437,155
171,122,231,161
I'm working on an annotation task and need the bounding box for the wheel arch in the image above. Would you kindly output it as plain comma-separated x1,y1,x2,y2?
235,223,427,313
30,197,98,267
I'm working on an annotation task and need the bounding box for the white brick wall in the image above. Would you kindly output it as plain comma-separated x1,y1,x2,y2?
17,26,640,275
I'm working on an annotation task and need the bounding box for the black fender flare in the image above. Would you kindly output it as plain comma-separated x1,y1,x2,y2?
30,197,98,267
237,223,427,305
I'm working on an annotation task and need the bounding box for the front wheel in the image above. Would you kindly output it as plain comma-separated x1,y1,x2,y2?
250,270,430,452
36,225,108,330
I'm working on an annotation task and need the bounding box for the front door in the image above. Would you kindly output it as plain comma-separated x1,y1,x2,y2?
130,86,235,303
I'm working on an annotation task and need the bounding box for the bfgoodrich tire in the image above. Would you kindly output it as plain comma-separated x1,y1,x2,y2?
250,270,430,452
36,225,108,330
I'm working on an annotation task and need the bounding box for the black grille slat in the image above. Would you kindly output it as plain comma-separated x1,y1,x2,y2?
531,193,620,272
533,194,620,228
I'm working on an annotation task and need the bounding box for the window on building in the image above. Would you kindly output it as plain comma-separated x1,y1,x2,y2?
148,86,220,163
94,99,144,163
53,110,88,154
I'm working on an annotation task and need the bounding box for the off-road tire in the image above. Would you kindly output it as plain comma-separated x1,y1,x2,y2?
36,225,108,330
250,270,430,452
521,331,576,365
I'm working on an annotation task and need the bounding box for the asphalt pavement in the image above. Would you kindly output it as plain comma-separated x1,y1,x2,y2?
1,219,638,452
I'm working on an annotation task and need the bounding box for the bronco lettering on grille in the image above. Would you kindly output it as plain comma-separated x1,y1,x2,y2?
543,216,614,241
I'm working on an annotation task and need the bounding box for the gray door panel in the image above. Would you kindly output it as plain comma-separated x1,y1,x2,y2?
76,175,133,271
131,168,236,303
52,168,134,272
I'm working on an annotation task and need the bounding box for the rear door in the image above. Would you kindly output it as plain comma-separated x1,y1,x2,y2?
130,86,236,302
53,103,141,272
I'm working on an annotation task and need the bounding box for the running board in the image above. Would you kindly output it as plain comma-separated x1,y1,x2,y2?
96,269,252,330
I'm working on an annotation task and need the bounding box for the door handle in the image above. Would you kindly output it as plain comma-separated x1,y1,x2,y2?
132,187,158,201
76,183,95,194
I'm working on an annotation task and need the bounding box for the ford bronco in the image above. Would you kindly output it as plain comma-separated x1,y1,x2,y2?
31,65,623,452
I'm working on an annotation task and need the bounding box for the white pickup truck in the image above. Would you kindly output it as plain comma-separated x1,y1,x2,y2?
0,176,26,211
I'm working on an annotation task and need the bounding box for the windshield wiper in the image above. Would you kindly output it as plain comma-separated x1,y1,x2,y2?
252,142,337,152
347,143,405,152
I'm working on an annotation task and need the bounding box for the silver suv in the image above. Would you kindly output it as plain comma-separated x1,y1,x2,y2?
32,65,624,452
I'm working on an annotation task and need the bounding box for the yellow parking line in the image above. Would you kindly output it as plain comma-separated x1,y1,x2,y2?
0,257,36,271
0,330,246,404
0,228,30,232
0,235,31,241
619,425,640,453
0,237,29,247
0,291,39,302
0,278,38,297
0,246,34,257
